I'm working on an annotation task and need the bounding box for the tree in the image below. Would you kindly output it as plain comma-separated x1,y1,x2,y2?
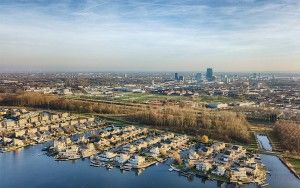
200,135,209,143
172,151,182,165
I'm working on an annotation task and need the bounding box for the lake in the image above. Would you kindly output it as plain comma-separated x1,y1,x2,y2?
0,143,300,188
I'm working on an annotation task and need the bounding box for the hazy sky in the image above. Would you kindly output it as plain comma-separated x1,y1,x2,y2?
0,0,299,72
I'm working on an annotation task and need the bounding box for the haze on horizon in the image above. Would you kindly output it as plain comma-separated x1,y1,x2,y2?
0,0,299,72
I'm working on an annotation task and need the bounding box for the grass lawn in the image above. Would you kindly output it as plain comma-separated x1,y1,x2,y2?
71,92,242,104
287,158,300,174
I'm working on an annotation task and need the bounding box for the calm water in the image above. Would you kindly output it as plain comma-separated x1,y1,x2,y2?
0,144,299,188
257,134,272,151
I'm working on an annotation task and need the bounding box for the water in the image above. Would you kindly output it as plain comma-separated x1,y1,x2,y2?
0,144,299,188
261,154,300,187
256,134,272,151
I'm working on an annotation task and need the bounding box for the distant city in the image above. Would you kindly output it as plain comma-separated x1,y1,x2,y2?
1,0,300,187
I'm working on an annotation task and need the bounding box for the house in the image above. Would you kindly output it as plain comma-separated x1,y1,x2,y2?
212,142,226,152
198,146,213,156
29,116,39,123
38,126,49,132
50,124,60,129
59,145,79,158
13,138,24,147
15,130,26,137
160,143,171,152
95,139,110,148
149,147,160,157
128,155,145,168
60,112,69,118
17,118,28,126
122,144,137,153
40,113,50,121
212,165,226,176
230,167,248,181
146,137,161,145
69,120,78,126
160,133,175,141
81,143,96,158
135,141,148,150
50,114,59,121
100,131,110,138
188,150,199,161
223,150,236,161
98,152,117,162
115,154,130,164
87,117,95,122
79,119,87,124
26,128,38,134
196,161,212,172
53,140,66,152
3,119,16,129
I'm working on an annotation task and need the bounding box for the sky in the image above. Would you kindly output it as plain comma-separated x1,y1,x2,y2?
0,0,299,72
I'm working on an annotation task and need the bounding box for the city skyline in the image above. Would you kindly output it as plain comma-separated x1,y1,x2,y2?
0,0,300,72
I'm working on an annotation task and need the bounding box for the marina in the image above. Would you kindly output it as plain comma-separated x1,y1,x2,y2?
1,143,300,188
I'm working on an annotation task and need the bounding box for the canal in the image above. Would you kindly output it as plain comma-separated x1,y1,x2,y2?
256,134,300,187
256,134,272,151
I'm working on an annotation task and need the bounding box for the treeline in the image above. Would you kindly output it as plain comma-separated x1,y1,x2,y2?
128,107,251,143
0,92,252,143
274,121,300,152
0,92,139,114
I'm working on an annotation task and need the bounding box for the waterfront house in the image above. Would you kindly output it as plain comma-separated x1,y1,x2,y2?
149,147,160,157
53,140,66,152
212,165,226,176
13,138,24,147
115,154,131,164
230,167,248,182
99,151,117,162
81,143,96,158
59,145,80,159
128,155,145,168
196,161,212,172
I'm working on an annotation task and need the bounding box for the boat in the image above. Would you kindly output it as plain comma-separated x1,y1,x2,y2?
106,164,113,170
170,165,180,172
90,163,100,167
41,146,49,151
261,183,269,187
168,168,173,172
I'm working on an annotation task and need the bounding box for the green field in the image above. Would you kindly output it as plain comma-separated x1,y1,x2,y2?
287,158,300,174
70,92,240,104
